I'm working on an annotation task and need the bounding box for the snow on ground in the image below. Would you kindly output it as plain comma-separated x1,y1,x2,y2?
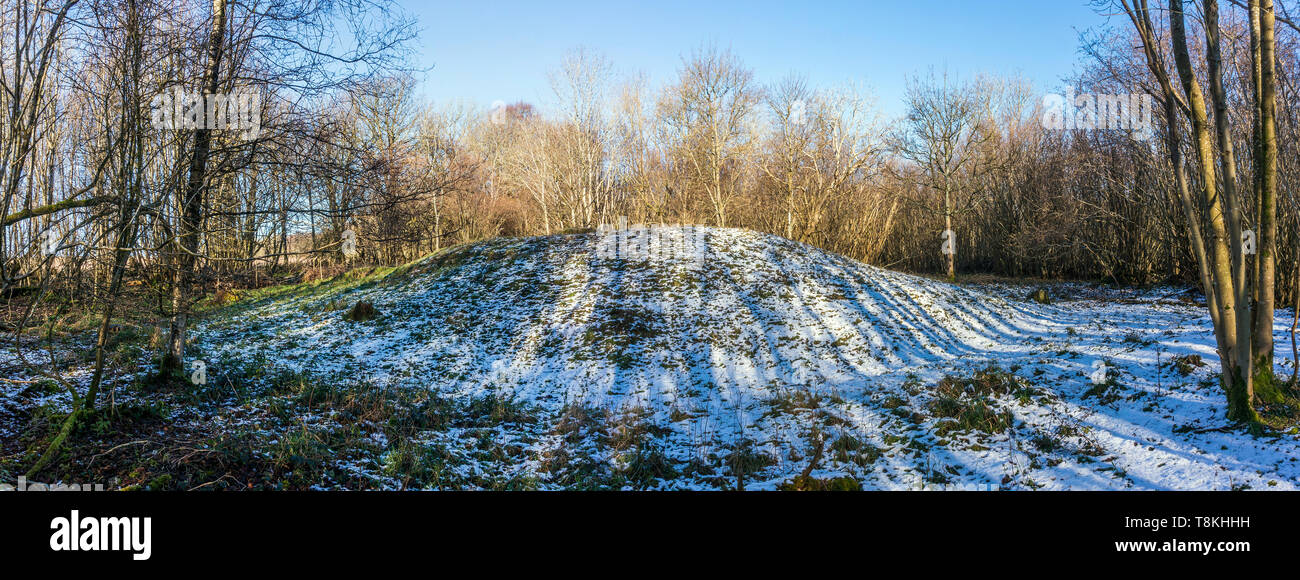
176,226,1300,490
0,337,101,442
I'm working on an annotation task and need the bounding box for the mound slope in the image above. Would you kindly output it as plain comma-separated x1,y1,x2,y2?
195,227,1300,490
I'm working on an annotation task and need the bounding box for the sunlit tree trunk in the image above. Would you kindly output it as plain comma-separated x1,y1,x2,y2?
1202,0,1255,410
1251,0,1281,401
1169,0,1256,422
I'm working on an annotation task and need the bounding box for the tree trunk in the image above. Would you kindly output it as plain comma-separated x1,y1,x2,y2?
162,0,229,377
1252,0,1281,402
29,0,145,475
1203,0,1255,408
944,185,955,282
1170,0,1257,423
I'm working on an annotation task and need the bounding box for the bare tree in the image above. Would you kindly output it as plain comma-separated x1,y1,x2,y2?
658,45,760,227
894,69,995,282
1121,0,1275,423
760,78,884,245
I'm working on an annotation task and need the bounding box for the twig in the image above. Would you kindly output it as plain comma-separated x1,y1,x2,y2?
88,440,149,467
188,473,234,491
798,432,826,487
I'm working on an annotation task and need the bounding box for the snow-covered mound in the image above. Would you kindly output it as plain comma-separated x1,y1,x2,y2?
195,226,1300,490
203,227,1045,393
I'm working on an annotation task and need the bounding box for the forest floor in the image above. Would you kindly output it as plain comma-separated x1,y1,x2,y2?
2,226,1298,490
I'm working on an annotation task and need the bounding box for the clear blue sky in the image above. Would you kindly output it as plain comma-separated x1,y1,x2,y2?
401,0,1114,117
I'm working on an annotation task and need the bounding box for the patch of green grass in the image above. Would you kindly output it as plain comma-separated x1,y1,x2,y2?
724,439,776,489
830,434,882,466
1082,380,1123,405
1121,332,1155,347
342,300,380,322
1258,388,1300,433
582,306,662,369
778,475,862,491
880,395,908,410
460,392,537,428
763,389,822,419
1168,354,1205,376
621,443,679,489
381,440,450,490
934,363,1023,398
1029,432,1063,453
929,394,1013,434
